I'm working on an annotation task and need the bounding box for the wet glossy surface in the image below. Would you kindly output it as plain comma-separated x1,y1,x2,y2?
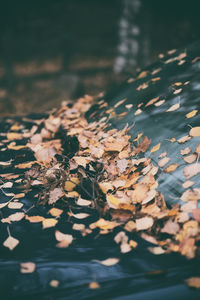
1,41,200,299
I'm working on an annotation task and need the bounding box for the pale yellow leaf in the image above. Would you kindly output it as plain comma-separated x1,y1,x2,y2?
42,218,58,229
167,103,180,112
3,236,19,250
20,262,36,274
186,110,198,119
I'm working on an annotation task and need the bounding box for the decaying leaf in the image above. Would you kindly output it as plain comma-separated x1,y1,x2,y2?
136,216,154,231
158,157,170,167
42,218,58,229
186,110,198,119
164,163,179,173
189,127,200,137
89,281,100,289
94,258,120,266
3,236,19,250
20,262,36,274
166,102,180,112
184,163,200,179
185,277,200,289
55,230,73,248
150,143,161,153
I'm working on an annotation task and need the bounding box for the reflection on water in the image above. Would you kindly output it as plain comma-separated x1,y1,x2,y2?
0,0,199,116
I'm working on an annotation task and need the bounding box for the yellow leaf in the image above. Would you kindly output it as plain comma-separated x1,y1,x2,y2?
150,143,161,153
65,191,79,198
64,181,76,192
186,110,198,119
90,218,119,230
3,236,19,250
7,145,27,150
89,281,100,289
48,208,63,217
137,71,148,79
7,132,22,140
25,215,45,223
129,240,138,248
15,161,36,169
99,182,114,194
190,127,200,137
106,194,120,208
42,218,58,229
164,163,179,173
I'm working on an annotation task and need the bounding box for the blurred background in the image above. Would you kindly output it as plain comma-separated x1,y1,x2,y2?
0,0,200,116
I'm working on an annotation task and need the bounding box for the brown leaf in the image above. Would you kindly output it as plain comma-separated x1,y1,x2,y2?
145,97,159,107
134,136,151,154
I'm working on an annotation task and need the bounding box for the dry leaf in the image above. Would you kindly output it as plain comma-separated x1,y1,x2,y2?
184,163,200,179
42,218,58,229
164,163,179,173
124,220,136,232
161,219,179,235
134,136,151,154
70,212,90,219
50,280,60,288
166,103,180,112
186,110,198,119
180,147,191,155
154,99,165,106
173,88,182,95
177,135,191,144
183,154,197,164
48,208,63,217
20,262,36,274
95,258,119,266
136,216,154,231
72,223,85,231
135,109,142,115
76,198,91,206
182,180,194,188
55,230,73,247
8,202,24,209
145,97,159,107
89,281,100,289
190,127,200,137
7,132,22,140
185,277,200,289
3,236,19,250
117,159,129,173
150,143,161,153
49,188,63,204
158,157,170,167
148,246,166,255
25,215,45,223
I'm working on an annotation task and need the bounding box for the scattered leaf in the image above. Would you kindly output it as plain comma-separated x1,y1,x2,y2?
186,110,198,119
150,143,161,153
20,262,36,274
3,236,19,250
